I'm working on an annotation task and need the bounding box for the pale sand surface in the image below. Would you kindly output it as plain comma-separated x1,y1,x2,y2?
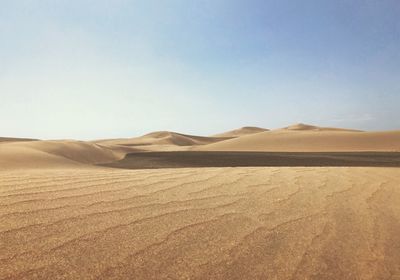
1,167,400,279
0,140,127,169
1,124,400,279
212,126,269,138
196,130,400,152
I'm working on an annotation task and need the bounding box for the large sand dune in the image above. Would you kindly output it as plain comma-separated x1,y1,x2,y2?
2,124,400,169
1,167,400,279
0,140,124,169
96,131,227,151
197,128,400,152
0,130,228,170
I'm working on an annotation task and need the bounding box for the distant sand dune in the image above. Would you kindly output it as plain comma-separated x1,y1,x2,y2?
197,129,400,152
2,124,400,170
94,131,228,152
0,137,37,143
1,167,400,279
282,123,363,132
96,131,227,147
0,140,124,169
213,126,268,138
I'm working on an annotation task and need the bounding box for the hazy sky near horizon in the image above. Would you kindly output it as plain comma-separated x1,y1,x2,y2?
1,0,400,139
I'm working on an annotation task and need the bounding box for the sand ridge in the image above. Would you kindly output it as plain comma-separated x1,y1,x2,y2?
212,126,269,138
95,131,228,152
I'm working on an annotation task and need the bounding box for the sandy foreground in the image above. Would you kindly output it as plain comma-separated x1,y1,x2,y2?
1,166,400,279
1,125,400,279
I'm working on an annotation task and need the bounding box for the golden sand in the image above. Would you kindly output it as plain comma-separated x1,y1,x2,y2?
1,167,400,279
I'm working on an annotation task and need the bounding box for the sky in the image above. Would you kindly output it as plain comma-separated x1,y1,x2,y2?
1,0,400,140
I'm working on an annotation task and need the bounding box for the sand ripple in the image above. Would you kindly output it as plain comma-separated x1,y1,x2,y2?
1,167,400,279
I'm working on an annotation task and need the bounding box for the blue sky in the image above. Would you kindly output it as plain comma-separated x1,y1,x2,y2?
1,0,399,139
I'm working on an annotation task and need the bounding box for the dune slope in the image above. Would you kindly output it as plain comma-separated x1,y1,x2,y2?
0,140,124,169
213,126,268,138
0,137,37,143
96,131,227,149
1,167,400,279
197,130,400,152
283,123,362,132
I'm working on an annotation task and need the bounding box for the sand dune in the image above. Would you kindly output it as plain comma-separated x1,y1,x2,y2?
213,126,268,138
1,125,400,171
95,131,228,152
197,128,400,152
1,167,400,279
0,140,124,169
141,131,226,146
2,125,400,170
282,123,363,132
1,124,400,279
96,131,227,146
0,137,37,143
0,128,238,170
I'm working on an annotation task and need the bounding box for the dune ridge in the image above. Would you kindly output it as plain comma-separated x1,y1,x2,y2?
282,123,363,132
96,131,227,148
213,126,269,138
0,140,124,169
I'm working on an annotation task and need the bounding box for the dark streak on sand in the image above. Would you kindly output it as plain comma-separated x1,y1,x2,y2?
100,151,400,169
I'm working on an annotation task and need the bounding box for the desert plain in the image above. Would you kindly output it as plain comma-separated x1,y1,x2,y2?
1,124,400,279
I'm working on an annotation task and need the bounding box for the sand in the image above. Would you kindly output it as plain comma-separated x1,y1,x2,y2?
196,130,400,152
0,140,125,169
103,151,400,169
0,138,37,143
1,167,400,279
1,124,400,279
95,131,227,152
282,123,363,132
212,126,269,138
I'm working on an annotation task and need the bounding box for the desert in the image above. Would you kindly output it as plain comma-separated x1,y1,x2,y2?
1,124,400,279
3,1,400,278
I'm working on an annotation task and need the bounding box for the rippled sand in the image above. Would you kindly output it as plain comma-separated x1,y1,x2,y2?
1,167,400,279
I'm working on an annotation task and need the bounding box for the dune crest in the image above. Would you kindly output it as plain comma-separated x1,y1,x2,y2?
0,140,124,169
283,123,362,132
213,126,268,138
97,131,227,148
